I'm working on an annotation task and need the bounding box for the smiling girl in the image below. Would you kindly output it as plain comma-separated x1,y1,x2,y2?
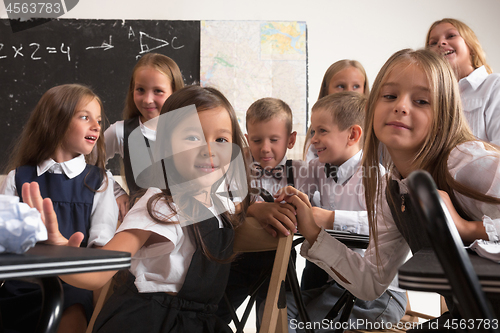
426,18,500,145
277,48,500,325
0,84,118,333
104,53,184,219
23,85,254,333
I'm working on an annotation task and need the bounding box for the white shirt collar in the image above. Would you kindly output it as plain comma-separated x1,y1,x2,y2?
336,150,362,184
459,65,488,91
37,154,87,179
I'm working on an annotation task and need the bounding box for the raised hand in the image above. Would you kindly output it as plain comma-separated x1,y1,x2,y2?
22,182,84,247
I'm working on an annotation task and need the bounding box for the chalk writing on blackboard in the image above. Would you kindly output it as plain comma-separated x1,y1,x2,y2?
1,29,186,62
85,35,114,51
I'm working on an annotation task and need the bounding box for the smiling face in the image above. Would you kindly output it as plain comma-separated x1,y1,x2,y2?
373,62,432,160
56,98,102,162
327,66,366,95
245,116,295,169
170,107,233,192
427,22,474,80
310,108,352,166
133,66,173,123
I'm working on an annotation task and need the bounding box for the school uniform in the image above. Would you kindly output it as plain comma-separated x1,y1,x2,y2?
300,141,500,314
217,156,307,325
287,151,407,331
93,188,235,333
0,155,118,331
460,66,500,145
104,117,156,196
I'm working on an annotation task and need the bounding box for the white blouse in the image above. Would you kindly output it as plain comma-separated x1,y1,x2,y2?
460,66,500,146
0,155,118,248
119,187,235,293
300,141,500,301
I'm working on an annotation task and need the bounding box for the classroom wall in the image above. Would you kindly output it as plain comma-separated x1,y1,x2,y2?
2,0,500,158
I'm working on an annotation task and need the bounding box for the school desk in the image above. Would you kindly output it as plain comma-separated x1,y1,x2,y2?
0,243,131,333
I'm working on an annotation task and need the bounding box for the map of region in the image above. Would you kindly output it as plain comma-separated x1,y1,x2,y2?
201,20,308,156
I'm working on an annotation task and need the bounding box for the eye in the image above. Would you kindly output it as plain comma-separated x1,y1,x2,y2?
382,94,397,100
270,139,278,142
335,84,345,90
154,89,164,94
135,87,144,93
185,135,200,142
446,33,456,39
310,129,315,136
97,120,102,126
80,115,89,121
415,99,430,106
353,84,361,90
428,40,437,47
216,137,229,143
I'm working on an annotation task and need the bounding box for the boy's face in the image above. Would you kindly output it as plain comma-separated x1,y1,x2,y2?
310,108,352,166
245,116,296,169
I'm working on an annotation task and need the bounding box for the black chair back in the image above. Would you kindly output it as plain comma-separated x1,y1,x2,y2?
408,170,498,332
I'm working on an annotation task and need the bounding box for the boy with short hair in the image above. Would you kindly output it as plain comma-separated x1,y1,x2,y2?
286,91,407,331
216,97,303,326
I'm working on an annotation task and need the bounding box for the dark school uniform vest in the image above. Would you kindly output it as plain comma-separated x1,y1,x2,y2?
15,164,102,247
386,179,431,253
123,116,149,195
93,205,235,333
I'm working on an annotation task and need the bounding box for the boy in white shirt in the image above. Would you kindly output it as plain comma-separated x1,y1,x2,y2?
287,92,407,331
217,97,303,327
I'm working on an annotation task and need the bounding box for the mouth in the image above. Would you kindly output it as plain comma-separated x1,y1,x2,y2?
386,121,410,130
195,164,219,173
85,136,98,143
442,49,455,57
260,157,273,162
316,147,326,154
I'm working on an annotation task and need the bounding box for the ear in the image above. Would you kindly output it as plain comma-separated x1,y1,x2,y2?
244,133,249,143
347,125,362,147
287,131,297,149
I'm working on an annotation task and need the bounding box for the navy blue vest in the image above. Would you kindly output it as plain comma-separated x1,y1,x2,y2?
123,116,146,195
15,164,102,247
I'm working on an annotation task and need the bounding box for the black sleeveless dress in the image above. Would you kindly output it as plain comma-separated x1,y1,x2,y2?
93,210,234,333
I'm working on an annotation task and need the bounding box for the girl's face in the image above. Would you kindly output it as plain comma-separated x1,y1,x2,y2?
427,23,474,79
327,66,365,95
133,66,173,123
170,107,233,192
373,62,432,158
57,98,102,162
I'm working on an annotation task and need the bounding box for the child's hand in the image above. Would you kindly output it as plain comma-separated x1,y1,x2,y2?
276,186,320,244
246,202,297,237
274,186,313,207
22,182,84,247
116,193,130,222
311,207,335,230
437,190,487,243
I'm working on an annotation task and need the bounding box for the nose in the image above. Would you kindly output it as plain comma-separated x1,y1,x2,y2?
201,142,215,157
91,118,101,132
310,130,318,144
394,96,408,115
261,140,271,153
144,91,154,104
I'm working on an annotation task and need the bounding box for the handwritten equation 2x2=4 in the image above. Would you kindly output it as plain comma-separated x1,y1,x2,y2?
0,27,186,62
